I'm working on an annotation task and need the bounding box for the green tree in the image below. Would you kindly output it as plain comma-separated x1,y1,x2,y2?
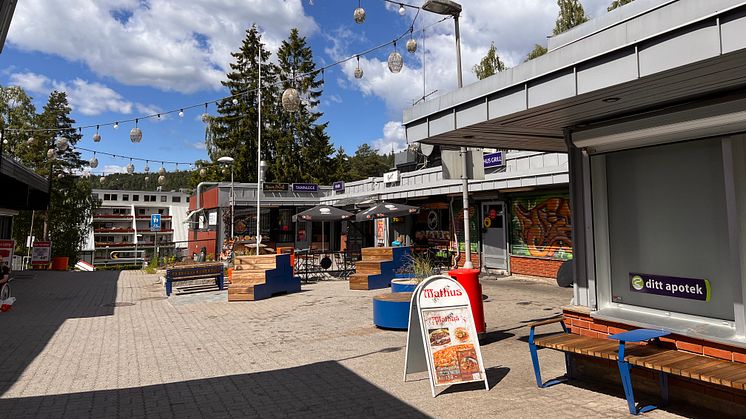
608,0,633,11
553,0,589,35
206,24,278,184
525,44,548,61
472,42,506,80
330,147,351,182
348,144,393,181
0,86,38,169
275,28,334,184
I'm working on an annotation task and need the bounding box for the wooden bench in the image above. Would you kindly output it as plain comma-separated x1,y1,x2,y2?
165,263,224,296
529,317,746,415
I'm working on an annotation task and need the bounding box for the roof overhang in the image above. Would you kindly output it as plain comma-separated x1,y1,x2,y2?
0,155,49,211
0,0,17,54
403,0,746,152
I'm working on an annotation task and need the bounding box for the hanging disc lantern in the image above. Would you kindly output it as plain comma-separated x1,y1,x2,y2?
126,162,135,174
55,136,69,151
282,87,301,112
158,175,166,185
388,50,403,73
93,132,101,143
130,127,142,143
26,137,34,145
99,177,106,184
406,38,417,53
222,167,228,175
200,168,206,177
158,166,166,176
354,55,363,79
47,148,56,159
354,7,366,23
57,173,64,179
89,156,99,168
143,162,150,173
144,176,149,182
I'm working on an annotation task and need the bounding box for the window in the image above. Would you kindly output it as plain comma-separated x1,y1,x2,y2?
111,194,118,201
138,209,146,215
103,194,110,200
92,193,99,201
159,209,165,215
132,195,139,201
172,196,181,203
144,195,150,202
150,195,156,202
122,194,129,201
161,196,167,202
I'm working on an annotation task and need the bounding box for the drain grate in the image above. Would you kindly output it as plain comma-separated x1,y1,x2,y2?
102,302,136,307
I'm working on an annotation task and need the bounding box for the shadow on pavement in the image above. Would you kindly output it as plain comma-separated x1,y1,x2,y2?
0,361,427,418
0,271,120,396
439,366,510,395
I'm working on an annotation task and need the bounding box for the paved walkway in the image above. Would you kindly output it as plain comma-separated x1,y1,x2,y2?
0,271,700,418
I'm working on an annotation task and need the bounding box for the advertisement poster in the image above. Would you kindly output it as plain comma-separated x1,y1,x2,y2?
422,307,484,385
510,193,573,260
375,218,387,246
31,241,52,266
0,240,14,270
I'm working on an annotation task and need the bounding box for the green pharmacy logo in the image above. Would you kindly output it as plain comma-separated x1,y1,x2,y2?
631,275,645,291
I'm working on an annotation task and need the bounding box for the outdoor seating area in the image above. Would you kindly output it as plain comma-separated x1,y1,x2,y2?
293,249,355,282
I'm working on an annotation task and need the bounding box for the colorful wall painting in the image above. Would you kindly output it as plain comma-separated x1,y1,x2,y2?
510,193,573,260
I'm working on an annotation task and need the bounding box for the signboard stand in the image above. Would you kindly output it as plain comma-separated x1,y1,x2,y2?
31,241,52,269
404,275,489,397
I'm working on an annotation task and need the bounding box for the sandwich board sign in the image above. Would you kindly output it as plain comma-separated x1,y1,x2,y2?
404,275,489,397
31,241,52,268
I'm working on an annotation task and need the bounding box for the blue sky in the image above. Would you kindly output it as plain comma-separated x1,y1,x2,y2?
1,0,611,176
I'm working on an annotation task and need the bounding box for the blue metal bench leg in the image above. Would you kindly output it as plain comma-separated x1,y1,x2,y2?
166,277,172,296
617,341,658,415
529,323,570,388
659,372,669,406
217,273,224,291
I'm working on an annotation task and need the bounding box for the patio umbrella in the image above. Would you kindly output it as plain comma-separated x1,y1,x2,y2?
355,201,420,222
293,205,354,251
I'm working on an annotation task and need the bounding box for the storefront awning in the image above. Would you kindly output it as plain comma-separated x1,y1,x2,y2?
0,155,49,211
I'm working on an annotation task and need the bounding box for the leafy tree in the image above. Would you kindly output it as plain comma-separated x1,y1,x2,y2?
206,25,278,184
473,42,506,80
275,28,334,184
608,0,633,11
525,44,548,61
330,147,351,182
348,144,393,181
0,86,37,165
553,0,589,35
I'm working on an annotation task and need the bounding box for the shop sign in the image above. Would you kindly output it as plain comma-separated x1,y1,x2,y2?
333,181,345,193
263,183,289,192
383,170,399,183
31,241,52,266
629,272,710,301
483,151,505,168
404,275,488,397
292,183,318,193
0,240,14,270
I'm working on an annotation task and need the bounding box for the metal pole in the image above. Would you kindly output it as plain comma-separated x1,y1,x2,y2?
230,165,234,240
256,53,262,255
454,15,473,269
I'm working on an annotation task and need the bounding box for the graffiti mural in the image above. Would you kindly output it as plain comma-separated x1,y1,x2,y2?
510,194,573,260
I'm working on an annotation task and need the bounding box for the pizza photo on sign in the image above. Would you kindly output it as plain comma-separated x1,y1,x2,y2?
428,328,451,347
457,346,480,377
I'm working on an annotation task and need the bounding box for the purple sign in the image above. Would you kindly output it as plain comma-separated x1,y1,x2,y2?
629,273,710,301
333,181,345,192
483,151,505,168
292,183,318,193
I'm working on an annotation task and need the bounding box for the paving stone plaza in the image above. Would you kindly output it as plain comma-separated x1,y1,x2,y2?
0,271,706,418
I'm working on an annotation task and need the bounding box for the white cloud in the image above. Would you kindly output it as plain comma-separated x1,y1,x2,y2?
103,164,127,174
8,1,318,93
7,71,163,116
371,121,406,155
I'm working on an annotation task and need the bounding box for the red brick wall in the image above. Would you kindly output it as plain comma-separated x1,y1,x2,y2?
457,252,481,269
562,308,746,364
189,231,217,259
510,255,562,278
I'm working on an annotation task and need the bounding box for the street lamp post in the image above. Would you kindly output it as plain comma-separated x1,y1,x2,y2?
256,55,262,255
217,156,235,253
422,0,473,269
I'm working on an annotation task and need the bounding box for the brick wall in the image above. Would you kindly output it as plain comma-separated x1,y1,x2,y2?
510,255,562,278
457,252,480,269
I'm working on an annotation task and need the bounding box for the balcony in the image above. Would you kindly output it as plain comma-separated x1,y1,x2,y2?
94,228,135,234
93,214,133,220
135,215,172,219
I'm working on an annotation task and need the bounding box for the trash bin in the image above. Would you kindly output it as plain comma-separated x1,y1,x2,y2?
51,257,69,271
448,268,486,334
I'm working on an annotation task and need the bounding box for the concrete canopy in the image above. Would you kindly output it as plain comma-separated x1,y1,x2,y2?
403,0,746,152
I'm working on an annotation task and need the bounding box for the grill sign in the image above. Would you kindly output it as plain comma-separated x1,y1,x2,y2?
629,272,710,302
483,151,504,168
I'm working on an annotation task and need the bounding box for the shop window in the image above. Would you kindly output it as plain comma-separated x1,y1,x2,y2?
598,139,735,321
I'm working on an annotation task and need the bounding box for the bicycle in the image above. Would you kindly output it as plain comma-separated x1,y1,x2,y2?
0,276,10,301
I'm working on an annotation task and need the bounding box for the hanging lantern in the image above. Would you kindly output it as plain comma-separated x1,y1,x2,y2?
354,4,366,23
222,167,228,175
406,38,417,53
144,176,149,182
130,119,142,143
99,176,106,184
47,148,56,159
113,122,119,129
200,168,206,177
89,156,99,168
127,162,135,174
282,87,301,112
232,98,239,105
143,162,150,173
388,46,403,73
26,137,34,145
178,109,184,118
158,166,166,176
354,56,363,79
55,136,69,151
201,112,210,123
158,175,166,185
398,4,406,15
57,173,64,179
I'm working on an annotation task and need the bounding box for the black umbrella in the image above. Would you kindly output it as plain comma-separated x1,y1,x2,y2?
355,201,420,222
293,205,354,251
